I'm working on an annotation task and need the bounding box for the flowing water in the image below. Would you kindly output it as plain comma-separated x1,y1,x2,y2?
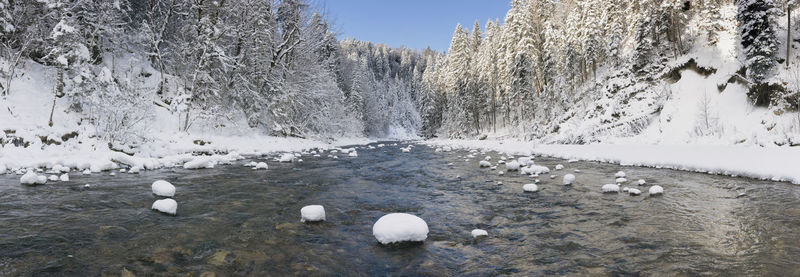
1,142,800,276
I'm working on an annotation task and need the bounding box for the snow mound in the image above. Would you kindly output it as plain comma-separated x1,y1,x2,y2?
183,157,216,169
349,151,358,157
471,229,488,238
615,171,626,178
300,205,326,222
254,162,268,170
505,161,521,171
59,173,69,182
602,184,620,193
372,213,429,244
244,161,258,167
401,147,411,153
152,199,177,215
555,164,564,170
563,174,576,185
479,160,491,168
649,185,664,195
20,170,45,185
522,164,550,175
523,183,539,192
616,177,628,183
48,175,58,181
637,179,646,185
518,157,532,166
152,180,176,197
279,153,296,163
628,188,642,195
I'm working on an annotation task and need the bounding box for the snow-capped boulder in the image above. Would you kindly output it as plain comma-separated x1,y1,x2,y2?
82,169,92,175
523,183,539,192
505,161,521,171
59,173,69,182
602,184,620,193
649,185,664,195
254,162,268,170
471,229,488,238
518,157,532,166
479,160,491,168
622,187,630,193
372,213,429,244
47,175,58,181
279,153,296,163
615,171,626,178
152,199,177,215
183,157,216,169
563,174,576,185
152,180,176,197
522,164,550,175
637,179,646,185
615,177,627,183
128,166,141,174
484,156,492,161
628,188,642,195
401,148,411,153
300,205,326,222
498,171,504,176
349,151,358,157
244,161,258,167
20,171,43,185
555,164,564,170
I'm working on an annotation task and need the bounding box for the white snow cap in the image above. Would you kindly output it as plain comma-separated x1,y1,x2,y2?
649,185,664,195
616,177,628,183
372,213,429,244
471,229,488,238
183,157,216,169
615,171,626,178
628,188,642,195
484,156,492,161
82,169,92,175
555,164,564,170
518,157,532,166
20,170,45,185
622,187,630,192
59,173,69,182
637,179,646,185
602,184,620,193
505,161,521,171
152,180,176,197
244,161,258,167
523,183,539,192
349,151,358,157
563,174,576,185
498,171,505,176
48,175,59,181
401,147,411,153
479,160,491,168
279,153,296,163
152,199,177,215
254,162,268,170
300,205,326,222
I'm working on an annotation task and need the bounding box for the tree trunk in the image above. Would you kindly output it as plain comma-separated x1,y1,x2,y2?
48,93,56,127
788,6,792,68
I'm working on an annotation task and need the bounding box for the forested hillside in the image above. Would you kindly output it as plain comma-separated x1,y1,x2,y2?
1,0,799,147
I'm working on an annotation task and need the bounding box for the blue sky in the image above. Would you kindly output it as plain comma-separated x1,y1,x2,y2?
319,0,510,52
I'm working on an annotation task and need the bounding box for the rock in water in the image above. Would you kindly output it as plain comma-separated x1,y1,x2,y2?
300,205,326,222
152,199,177,215
372,213,428,244
505,161,521,171
602,184,620,193
615,171,626,178
152,180,176,197
279,153,296,163
254,162,268,170
563,174,576,185
479,160,491,168
628,188,642,195
523,183,539,192
471,229,488,238
637,179,646,185
649,185,664,195
555,164,564,170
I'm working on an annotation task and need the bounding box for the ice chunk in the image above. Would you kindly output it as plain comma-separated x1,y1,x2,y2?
563,174,576,185
152,180,176,197
628,188,642,195
615,171,626,178
649,185,664,195
254,162,268,170
555,164,564,170
479,160,491,168
59,173,69,182
602,184,620,193
523,183,539,192
505,161,520,171
637,179,646,185
372,213,429,244
152,199,177,215
279,153,296,163
471,229,488,238
300,205,326,222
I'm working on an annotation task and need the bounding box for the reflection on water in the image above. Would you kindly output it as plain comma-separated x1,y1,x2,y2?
1,142,800,276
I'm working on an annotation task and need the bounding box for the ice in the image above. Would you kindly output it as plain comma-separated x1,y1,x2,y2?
183,157,216,169
471,229,488,238
523,183,539,192
372,213,429,244
628,188,642,195
152,199,177,215
300,205,326,222
152,180,176,197
637,179,646,185
254,162,268,170
602,184,620,193
479,160,491,167
649,185,664,195
279,153,296,163
563,174,576,185
615,171,626,178
59,173,69,181
555,164,564,170
505,161,520,171
615,177,627,183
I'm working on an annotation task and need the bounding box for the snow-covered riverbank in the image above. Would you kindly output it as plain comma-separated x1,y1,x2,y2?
425,139,800,184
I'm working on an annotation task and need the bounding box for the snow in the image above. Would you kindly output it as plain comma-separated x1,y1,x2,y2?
563,174,576,185
401,147,411,153
637,179,646,185
59,173,69,181
615,171,626,178
279,153,296,163
348,151,358,157
47,175,58,181
152,180,176,197
254,162,268,170
615,177,628,183
555,164,564,170
151,199,177,215
484,156,492,161
372,213,429,244
505,161,521,171
244,161,257,167
523,183,539,192
518,157,532,166
300,205,326,222
628,188,642,195
20,170,44,185
602,184,620,193
649,185,664,195
479,160,491,167
522,164,550,175
471,229,488,238
183,156,216,169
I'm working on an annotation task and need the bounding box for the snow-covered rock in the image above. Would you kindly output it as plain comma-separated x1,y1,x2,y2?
20,171,44,185
497,160,505,164
555,164,564,170
602,184,620,193
484,156,492,161
372,213,429,244
82,169,92,175
471,229,488,238
59,173,69,182
628,188,642,195
401,147,411,153
479,160,491,168
183,157,216,169
498,171,504,176
300,205,326,222
518,157,532,166
637,179,646,185
615,171,626,178
152,180,176,197
615,177,627,183
279,153,296,163
152,199,177,215
563,174,576,185
48,175,58,181
128,166,141,174
505,161,520,171
523,183,539,192
522,164,550,175
349,151,358,157
254,162,268,170
649,185,664,195
622,187,630,192
244,161,258,167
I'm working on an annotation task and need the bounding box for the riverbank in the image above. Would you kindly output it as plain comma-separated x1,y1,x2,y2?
424,139,800,184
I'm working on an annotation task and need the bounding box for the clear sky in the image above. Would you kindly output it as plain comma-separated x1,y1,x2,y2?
319,0,510,53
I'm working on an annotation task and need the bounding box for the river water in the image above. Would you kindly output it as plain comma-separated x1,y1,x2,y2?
1,142,799,276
